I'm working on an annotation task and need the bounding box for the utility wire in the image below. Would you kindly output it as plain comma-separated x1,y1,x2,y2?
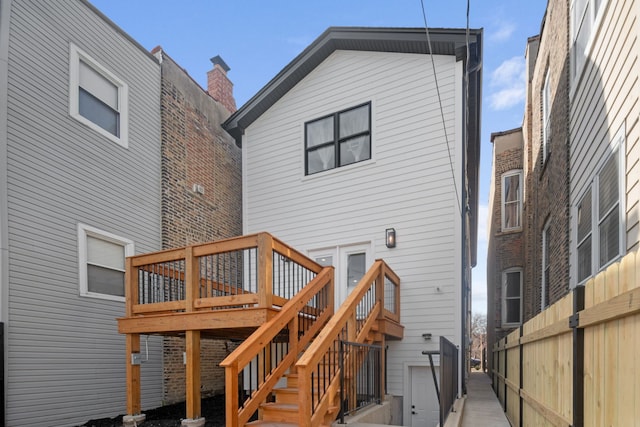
420,0,463,217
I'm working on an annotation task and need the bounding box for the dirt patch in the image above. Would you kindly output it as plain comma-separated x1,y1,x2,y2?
80,395,226,427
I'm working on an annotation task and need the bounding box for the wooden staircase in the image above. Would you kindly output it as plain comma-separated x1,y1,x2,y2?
224,259,403,427
246,370,337,427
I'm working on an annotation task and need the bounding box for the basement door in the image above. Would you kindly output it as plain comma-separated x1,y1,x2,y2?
308,243,371,309
409,366,439,427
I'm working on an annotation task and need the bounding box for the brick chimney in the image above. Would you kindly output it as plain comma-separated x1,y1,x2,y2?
207,55,236,113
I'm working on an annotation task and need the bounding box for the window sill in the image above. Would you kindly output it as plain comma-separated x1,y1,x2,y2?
71,112,128,148
80,291,125,303
301,158,376,181
501,322,521,329
497,227,522,236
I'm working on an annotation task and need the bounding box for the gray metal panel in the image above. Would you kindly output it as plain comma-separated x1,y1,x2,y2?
4,1,162,426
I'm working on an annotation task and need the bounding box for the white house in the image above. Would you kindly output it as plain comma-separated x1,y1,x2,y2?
223,26,482,426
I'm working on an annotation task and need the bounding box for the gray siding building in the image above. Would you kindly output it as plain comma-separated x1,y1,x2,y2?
0,1,163,425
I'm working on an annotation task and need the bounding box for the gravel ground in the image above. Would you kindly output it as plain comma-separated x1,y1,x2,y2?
80,395,226,427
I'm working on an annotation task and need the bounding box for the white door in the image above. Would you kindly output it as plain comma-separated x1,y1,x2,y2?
308,243,371,309
410,366,439,427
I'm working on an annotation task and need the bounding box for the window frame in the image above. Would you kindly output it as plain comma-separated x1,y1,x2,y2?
541,220,551,310
542,69,551,163
69,43,129,148
573,126,625,286
78,223,133,302
304,102,372,176
501,170,523,232
570,0,608,84
501,268,523,328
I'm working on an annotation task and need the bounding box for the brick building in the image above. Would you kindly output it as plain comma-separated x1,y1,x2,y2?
152,48,242,403
487,0,570,372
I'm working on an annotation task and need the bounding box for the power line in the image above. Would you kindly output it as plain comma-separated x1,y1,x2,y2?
419,0,463,218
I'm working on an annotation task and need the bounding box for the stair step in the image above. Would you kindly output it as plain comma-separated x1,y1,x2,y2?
274,387,298,404
261,402,299,423
245,422,298,427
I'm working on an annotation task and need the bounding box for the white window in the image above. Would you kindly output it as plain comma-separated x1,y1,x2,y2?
305,103,371,175
502,269,522,327
70,44,128,147
78,223,133,301
501,170,523,231
542,70,551,162
571,0,607,81
542,220,551,310
575,128,624,284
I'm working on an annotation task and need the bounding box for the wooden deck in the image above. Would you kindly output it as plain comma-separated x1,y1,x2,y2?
118,232,402,426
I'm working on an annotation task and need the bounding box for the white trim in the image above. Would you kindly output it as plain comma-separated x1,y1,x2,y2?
542,69,551,162
78,223,133,302
501,267,522,328
570,0,609,92
69,43,129,148
501,170,523,232
572,124,625,286
454,58,464,398
308,242,372,309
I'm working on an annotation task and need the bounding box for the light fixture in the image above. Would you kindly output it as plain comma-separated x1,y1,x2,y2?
422,333,432,340
385,228,396,248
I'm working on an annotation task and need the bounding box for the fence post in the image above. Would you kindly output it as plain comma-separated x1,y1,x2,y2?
518,326,523,427
503,337,507,412
571,286,585,427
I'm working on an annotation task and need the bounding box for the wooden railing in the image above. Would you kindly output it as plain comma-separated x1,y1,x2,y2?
295,259,400,427
125,232,321,316
220,267,334,427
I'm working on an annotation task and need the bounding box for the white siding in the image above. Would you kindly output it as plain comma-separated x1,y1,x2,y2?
4,1,162,426
243,50,463,396
570,0,640,282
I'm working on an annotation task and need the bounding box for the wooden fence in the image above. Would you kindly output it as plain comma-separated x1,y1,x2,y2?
492,251,640,426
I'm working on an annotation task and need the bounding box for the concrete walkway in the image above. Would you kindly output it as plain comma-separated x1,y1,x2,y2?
460,371,510,427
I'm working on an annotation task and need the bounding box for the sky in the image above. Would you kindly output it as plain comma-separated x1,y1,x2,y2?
90,0,549,316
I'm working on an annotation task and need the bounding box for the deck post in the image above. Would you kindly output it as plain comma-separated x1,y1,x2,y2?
125,334,143,415
376,261,385,320
257,233,273,308
185,330,202,423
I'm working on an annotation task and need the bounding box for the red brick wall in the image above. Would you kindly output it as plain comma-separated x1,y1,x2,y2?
207,64,236,114
522,0,570,322
159,51,242,404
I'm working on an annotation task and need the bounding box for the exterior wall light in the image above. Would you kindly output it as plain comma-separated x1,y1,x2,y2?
385,228,396,248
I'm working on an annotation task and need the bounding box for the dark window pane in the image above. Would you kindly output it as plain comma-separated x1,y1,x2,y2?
577,189,592,242
88,264,124,296
506,272,520,297
578,236,592,282
307,146,335,174
506,299,520,324
79,88,119,136
598,154,618,217
340,135,370,166
599,205,619,267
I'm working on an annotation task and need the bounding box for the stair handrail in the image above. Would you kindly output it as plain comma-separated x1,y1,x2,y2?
220,266,335,427
295,260,397,427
